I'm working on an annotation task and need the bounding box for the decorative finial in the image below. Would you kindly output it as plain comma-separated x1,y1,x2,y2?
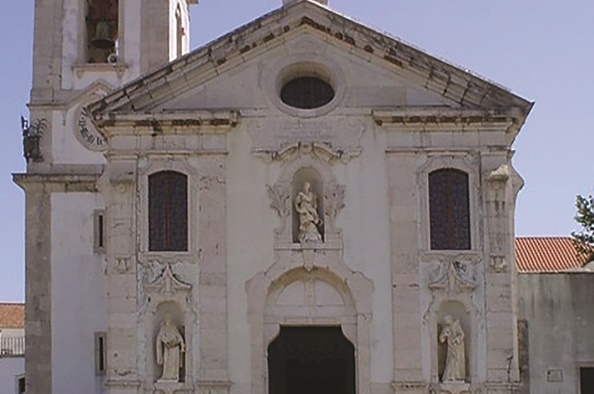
283,0,328,6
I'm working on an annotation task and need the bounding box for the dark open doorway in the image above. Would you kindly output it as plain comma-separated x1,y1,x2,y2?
580,367,594,393
268,326,356,394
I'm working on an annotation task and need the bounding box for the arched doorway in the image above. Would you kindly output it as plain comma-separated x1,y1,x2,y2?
246,266,373,394
268,326,355,394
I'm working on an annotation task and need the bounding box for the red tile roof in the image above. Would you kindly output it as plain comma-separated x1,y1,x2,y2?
0,303,24,329
515,237,590,273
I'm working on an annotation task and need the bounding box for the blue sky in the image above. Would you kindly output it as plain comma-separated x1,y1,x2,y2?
1,0,592,302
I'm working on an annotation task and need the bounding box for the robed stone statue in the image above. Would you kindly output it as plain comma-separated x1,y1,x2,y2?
439,315,466,382
156,315,185,382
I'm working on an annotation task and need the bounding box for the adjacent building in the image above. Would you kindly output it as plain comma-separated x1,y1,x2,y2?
0,303,25,394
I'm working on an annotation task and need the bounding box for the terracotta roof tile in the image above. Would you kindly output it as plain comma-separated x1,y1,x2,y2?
0,303,24,329
515,237,590,273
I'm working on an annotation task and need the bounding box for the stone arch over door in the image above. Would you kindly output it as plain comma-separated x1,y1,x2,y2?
247,263,373,394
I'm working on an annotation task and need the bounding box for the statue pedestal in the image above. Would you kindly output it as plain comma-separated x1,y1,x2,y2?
154,380,188,394
439,381,471,394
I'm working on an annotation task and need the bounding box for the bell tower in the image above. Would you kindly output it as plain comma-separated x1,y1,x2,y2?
30,0,198,106
27,0,199,164
20,1,198,393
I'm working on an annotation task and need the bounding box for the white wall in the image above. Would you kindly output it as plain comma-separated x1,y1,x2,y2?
0,329,23,338
51,193,107,394
0,357,24,394
518,273,594,394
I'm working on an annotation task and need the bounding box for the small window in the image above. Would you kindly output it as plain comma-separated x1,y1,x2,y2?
581,367,594,393
17,376,25,394
429,168,471,250
94,332,107,376
94,210,106,253
280,77,335,109
149,171,188,252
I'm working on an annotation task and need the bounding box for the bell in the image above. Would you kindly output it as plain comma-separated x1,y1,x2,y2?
91,20,114,49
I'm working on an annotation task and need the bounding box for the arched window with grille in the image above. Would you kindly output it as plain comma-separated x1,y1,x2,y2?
149,171,188,251
428,168,471,250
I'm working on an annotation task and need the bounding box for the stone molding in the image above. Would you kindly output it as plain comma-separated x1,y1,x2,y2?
249,117,365,165
373,107,520,129
13,173,99,193
255,141,361,165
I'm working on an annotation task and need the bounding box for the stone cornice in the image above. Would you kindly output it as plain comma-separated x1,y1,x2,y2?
373,107,520,129
94,110,240,137
12,173,99,193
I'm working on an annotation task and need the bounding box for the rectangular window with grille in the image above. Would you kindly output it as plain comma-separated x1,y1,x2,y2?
429,169,471,250
94,209,106,253
149,171,188,252
94,332,107,376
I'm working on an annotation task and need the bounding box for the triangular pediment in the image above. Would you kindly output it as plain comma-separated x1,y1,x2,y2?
88,0,531,125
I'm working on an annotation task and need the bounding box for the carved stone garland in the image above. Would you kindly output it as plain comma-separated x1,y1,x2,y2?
428,261,477,294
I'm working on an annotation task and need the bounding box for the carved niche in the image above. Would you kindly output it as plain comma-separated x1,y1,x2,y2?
436,301,471,392
425,260,478,389
267,148,346,250
142,264,195,393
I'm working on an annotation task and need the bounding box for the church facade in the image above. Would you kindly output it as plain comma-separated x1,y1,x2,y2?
15,0,537,393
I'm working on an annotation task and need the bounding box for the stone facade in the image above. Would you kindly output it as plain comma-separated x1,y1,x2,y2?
16,1,536,393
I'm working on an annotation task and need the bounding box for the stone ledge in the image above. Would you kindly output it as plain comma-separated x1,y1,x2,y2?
13,173,99,192
72,62,128,78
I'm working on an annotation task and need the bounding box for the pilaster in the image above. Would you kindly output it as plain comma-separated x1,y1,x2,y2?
387,152,423,384
482,155,520,387
22,182,52,394
101,164,141,391
197,155,230,393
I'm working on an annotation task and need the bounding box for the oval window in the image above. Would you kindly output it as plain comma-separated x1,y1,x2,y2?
280,76,335,109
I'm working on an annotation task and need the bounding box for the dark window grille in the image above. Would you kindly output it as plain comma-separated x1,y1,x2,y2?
280,76,335,109
429,169,471,250
149,171,188,251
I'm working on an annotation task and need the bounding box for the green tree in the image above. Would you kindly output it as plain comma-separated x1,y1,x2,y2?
572,194,594,264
